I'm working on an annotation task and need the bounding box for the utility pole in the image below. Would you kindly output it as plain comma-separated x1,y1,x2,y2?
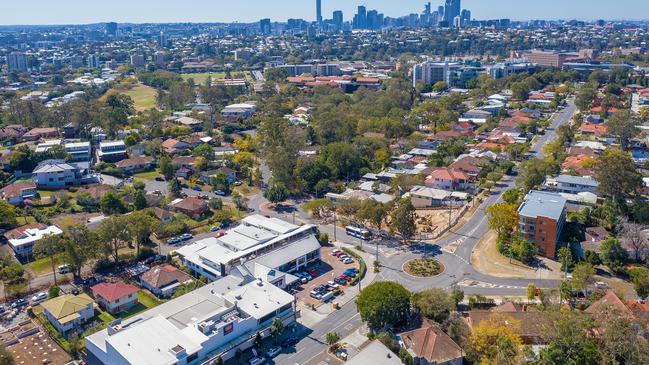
333,212,337,241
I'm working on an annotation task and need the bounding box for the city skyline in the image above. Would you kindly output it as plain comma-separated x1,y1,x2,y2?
2,0,649,25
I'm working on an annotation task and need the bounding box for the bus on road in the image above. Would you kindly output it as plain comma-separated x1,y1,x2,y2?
345,226,371,240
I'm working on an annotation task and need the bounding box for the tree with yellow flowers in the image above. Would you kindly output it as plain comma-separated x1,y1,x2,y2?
470,313,523,365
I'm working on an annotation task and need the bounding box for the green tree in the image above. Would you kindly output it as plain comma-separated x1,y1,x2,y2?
356,199,389,231
0,344,15,365
502,189,521,205
594,149,642,201
0,201,17,229
133,189,147,210
411,288,454,322
33,234,65,285
355,281,411,330
607,111,639,151
231,191,249,211
100,191,126,215
510,234,538,265
269,317,284,344
97,215,130,263
599,237,629,272
158,155,175,180
325,332,341,349
127,211,155,257
629,267,649,298
486,202,518,236
572,262,595,297
168,178,182,198
389,198,417,244
526,283,536,303
575,85,597,112
264,183,289,204
557,246,573,272
62,224,97,279
193,144,215,161
48,285,60,298
450,286,464,309
538,311,600,365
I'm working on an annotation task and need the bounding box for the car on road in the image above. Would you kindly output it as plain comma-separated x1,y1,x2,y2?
248,356,265,365
281,337,299,347
266,346,281,358
180,233,193,241
11,298,28,309
210,226,219,232
31,292,48,303
167,237,180,245
58,264,70,274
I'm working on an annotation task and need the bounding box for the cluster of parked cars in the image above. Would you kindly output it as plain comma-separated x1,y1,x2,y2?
331,249,354,264
293,268,318,284
310,267,359,300
167,233,194,245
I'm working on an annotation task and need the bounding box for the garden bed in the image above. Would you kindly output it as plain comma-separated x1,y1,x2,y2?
403,258,444,277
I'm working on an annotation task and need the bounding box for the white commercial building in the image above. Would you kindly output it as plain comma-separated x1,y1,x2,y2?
97,140,127,162
85,276,295,365
177,215,320,283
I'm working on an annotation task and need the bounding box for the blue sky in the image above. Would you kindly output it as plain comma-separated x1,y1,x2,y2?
3,0,648,25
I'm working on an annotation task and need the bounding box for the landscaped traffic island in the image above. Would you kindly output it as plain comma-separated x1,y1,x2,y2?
404,258,444,277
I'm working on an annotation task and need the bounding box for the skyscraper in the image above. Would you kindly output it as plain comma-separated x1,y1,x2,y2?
87,54,100,69
158,32,167,48
354,6,367,29
260,18,271,35
316,0,322,25
444,0,461,24
333,10,343,32
461,9,471,26
106,22,117,36
7,52,27,73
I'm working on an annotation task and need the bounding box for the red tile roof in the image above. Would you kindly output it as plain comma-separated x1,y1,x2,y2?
399,320,464,364
91,282,139,302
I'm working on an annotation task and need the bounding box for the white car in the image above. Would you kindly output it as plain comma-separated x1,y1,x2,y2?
327,281,340,289
31,292,48,303
266,346,282,358
249,357,265,365
342,258,354,264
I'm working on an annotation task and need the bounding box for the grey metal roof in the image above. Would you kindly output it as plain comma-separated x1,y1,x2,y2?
517,190,567,220
555,174,599,187
253,235,320,270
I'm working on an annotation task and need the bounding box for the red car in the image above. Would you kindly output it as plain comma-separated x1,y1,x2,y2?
335,251,346,257
306,269,318,277
340,274,352,281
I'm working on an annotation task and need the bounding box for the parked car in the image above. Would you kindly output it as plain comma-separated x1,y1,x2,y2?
309,291,321,299
340,274,352,281
180,183,189,188
153,190,163,196
31,292,48,303
167,237,180,245
180,233,193,241
342,258,354,264
248,356,265,365
343,269,357,277
334,277,347,285
192,186,202,192
299,272,312,281
266,346,282,358
327,280,340,289
331,249,341,256
306,269,318,277
234,181,242,186
154,176,165,181
11,298,27,309
210,226,219,232
58,264,70,274
294,272,308,284
281,337,299,347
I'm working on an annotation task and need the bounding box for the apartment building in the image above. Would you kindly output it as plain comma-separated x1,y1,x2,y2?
85,275,295,365
544,175,599,194
517,191,567,258
97,140,127,162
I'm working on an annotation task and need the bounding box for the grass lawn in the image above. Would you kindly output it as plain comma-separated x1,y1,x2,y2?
122,84,157,112
16,215,36,226
27,253,66,276
97,291,162,323
138,291,162,308
133,170,160,181
181,71,253,84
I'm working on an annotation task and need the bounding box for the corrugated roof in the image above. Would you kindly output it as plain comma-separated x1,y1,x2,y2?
517,190,567,220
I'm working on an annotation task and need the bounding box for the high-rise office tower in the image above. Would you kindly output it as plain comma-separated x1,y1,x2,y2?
461,9,471,26
106,22,117,36
438,6,444,18
130,54,145,69
424,2,431,15
316,0,322,25
7,52,27,73
333,10,343,31
444,0,461,23
158,32,167,48
260,18,271,35
355,6,367,29
87,54,100,69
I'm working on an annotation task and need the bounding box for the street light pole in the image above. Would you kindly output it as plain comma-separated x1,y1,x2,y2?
333,212,337,241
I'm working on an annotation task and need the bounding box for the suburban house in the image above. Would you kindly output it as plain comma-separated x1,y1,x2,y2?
115,156,154,174
175,116,203,131
22,127,59,141
220,102,256,120
544,175,599,194
0,181,37,205
91,282,139,314
398,320,464,365
152,207,174,222
4,223,63,257
580,226,609,254
448,156,488,177
200,167,237,184
162,138,190,155
41,293,95,334
97,140,128,162
169,197,210,219
409,186,468,208
65,141,92,162
31,159,82,188
424,168,473,191
517,190,567,258
85,275,295,365
140,264,194,298
579,123,608,137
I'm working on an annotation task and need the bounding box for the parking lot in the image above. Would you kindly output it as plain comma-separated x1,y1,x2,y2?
295,245,360,307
